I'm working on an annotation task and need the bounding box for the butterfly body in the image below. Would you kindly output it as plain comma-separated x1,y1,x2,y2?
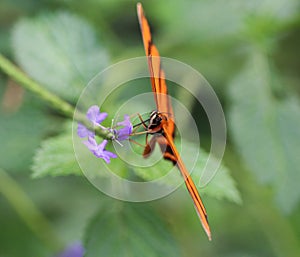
143,111,177,164
137,3,211,240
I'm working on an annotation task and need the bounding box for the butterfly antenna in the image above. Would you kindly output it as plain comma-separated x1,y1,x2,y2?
133,118,150,128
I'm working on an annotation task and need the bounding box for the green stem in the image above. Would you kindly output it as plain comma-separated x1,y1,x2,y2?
0,54,74,119
0,53,114,139
0,168,63,251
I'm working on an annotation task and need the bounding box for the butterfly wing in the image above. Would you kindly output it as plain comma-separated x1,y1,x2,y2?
137,3,174,137
137,3,211,240
163,123,212,240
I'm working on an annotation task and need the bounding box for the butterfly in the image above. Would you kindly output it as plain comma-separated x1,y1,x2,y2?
136,3,211,240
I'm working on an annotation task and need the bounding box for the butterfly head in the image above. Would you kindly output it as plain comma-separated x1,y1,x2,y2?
148,110,167,133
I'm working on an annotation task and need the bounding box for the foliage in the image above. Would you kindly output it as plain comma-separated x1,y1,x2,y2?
85,201,181,257
0,0,300,257
228,52,300,214
31,123,82,178
0,89,56,173
12,12,109,102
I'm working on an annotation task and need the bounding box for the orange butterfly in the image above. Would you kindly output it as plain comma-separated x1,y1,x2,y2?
137,3,211,240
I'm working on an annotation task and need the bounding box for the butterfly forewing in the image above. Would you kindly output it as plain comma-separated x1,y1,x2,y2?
137,3,211,240
162,124,211,239
137,3,174,135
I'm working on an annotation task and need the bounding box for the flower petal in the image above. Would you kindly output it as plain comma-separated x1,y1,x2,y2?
86,105,108,124
83,137,117,162
101,150,117,163
86,105,100,121
83,136,98,151
104,150,118,158
77,123,94,138
58,242,84,257
96,112,108,124
116,115,133,141
98,139,108,151
116,127,131,141
116,114,131,127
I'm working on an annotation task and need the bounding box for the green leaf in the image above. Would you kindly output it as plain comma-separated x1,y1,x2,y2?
274,97,300,212
84,201,180,257
186,143,241,204
12,11,109,102
133,140,241,204
31,123,82,178
203,169,242,204
31,118,240,203
228,52,300,213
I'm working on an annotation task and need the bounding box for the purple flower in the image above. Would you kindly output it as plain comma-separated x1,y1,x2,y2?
86,105,108,125
83,137,117,163
77,105,107,138
77,123,94,138
77,105,133,162
116,115,133,141
57,242,84,257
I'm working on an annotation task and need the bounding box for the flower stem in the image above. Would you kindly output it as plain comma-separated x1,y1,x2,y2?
0,168,63,251
0,54,74,119
0,53,114,139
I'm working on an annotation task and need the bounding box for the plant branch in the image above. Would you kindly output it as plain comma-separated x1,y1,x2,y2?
0,53,114,139
0,54,74,118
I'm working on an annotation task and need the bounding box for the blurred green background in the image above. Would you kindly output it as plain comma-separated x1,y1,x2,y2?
1,0,300,256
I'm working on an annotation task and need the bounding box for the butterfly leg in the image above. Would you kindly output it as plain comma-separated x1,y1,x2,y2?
127,112,150,148
130,112,150,136
128,138,146,147
132,113,149,129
